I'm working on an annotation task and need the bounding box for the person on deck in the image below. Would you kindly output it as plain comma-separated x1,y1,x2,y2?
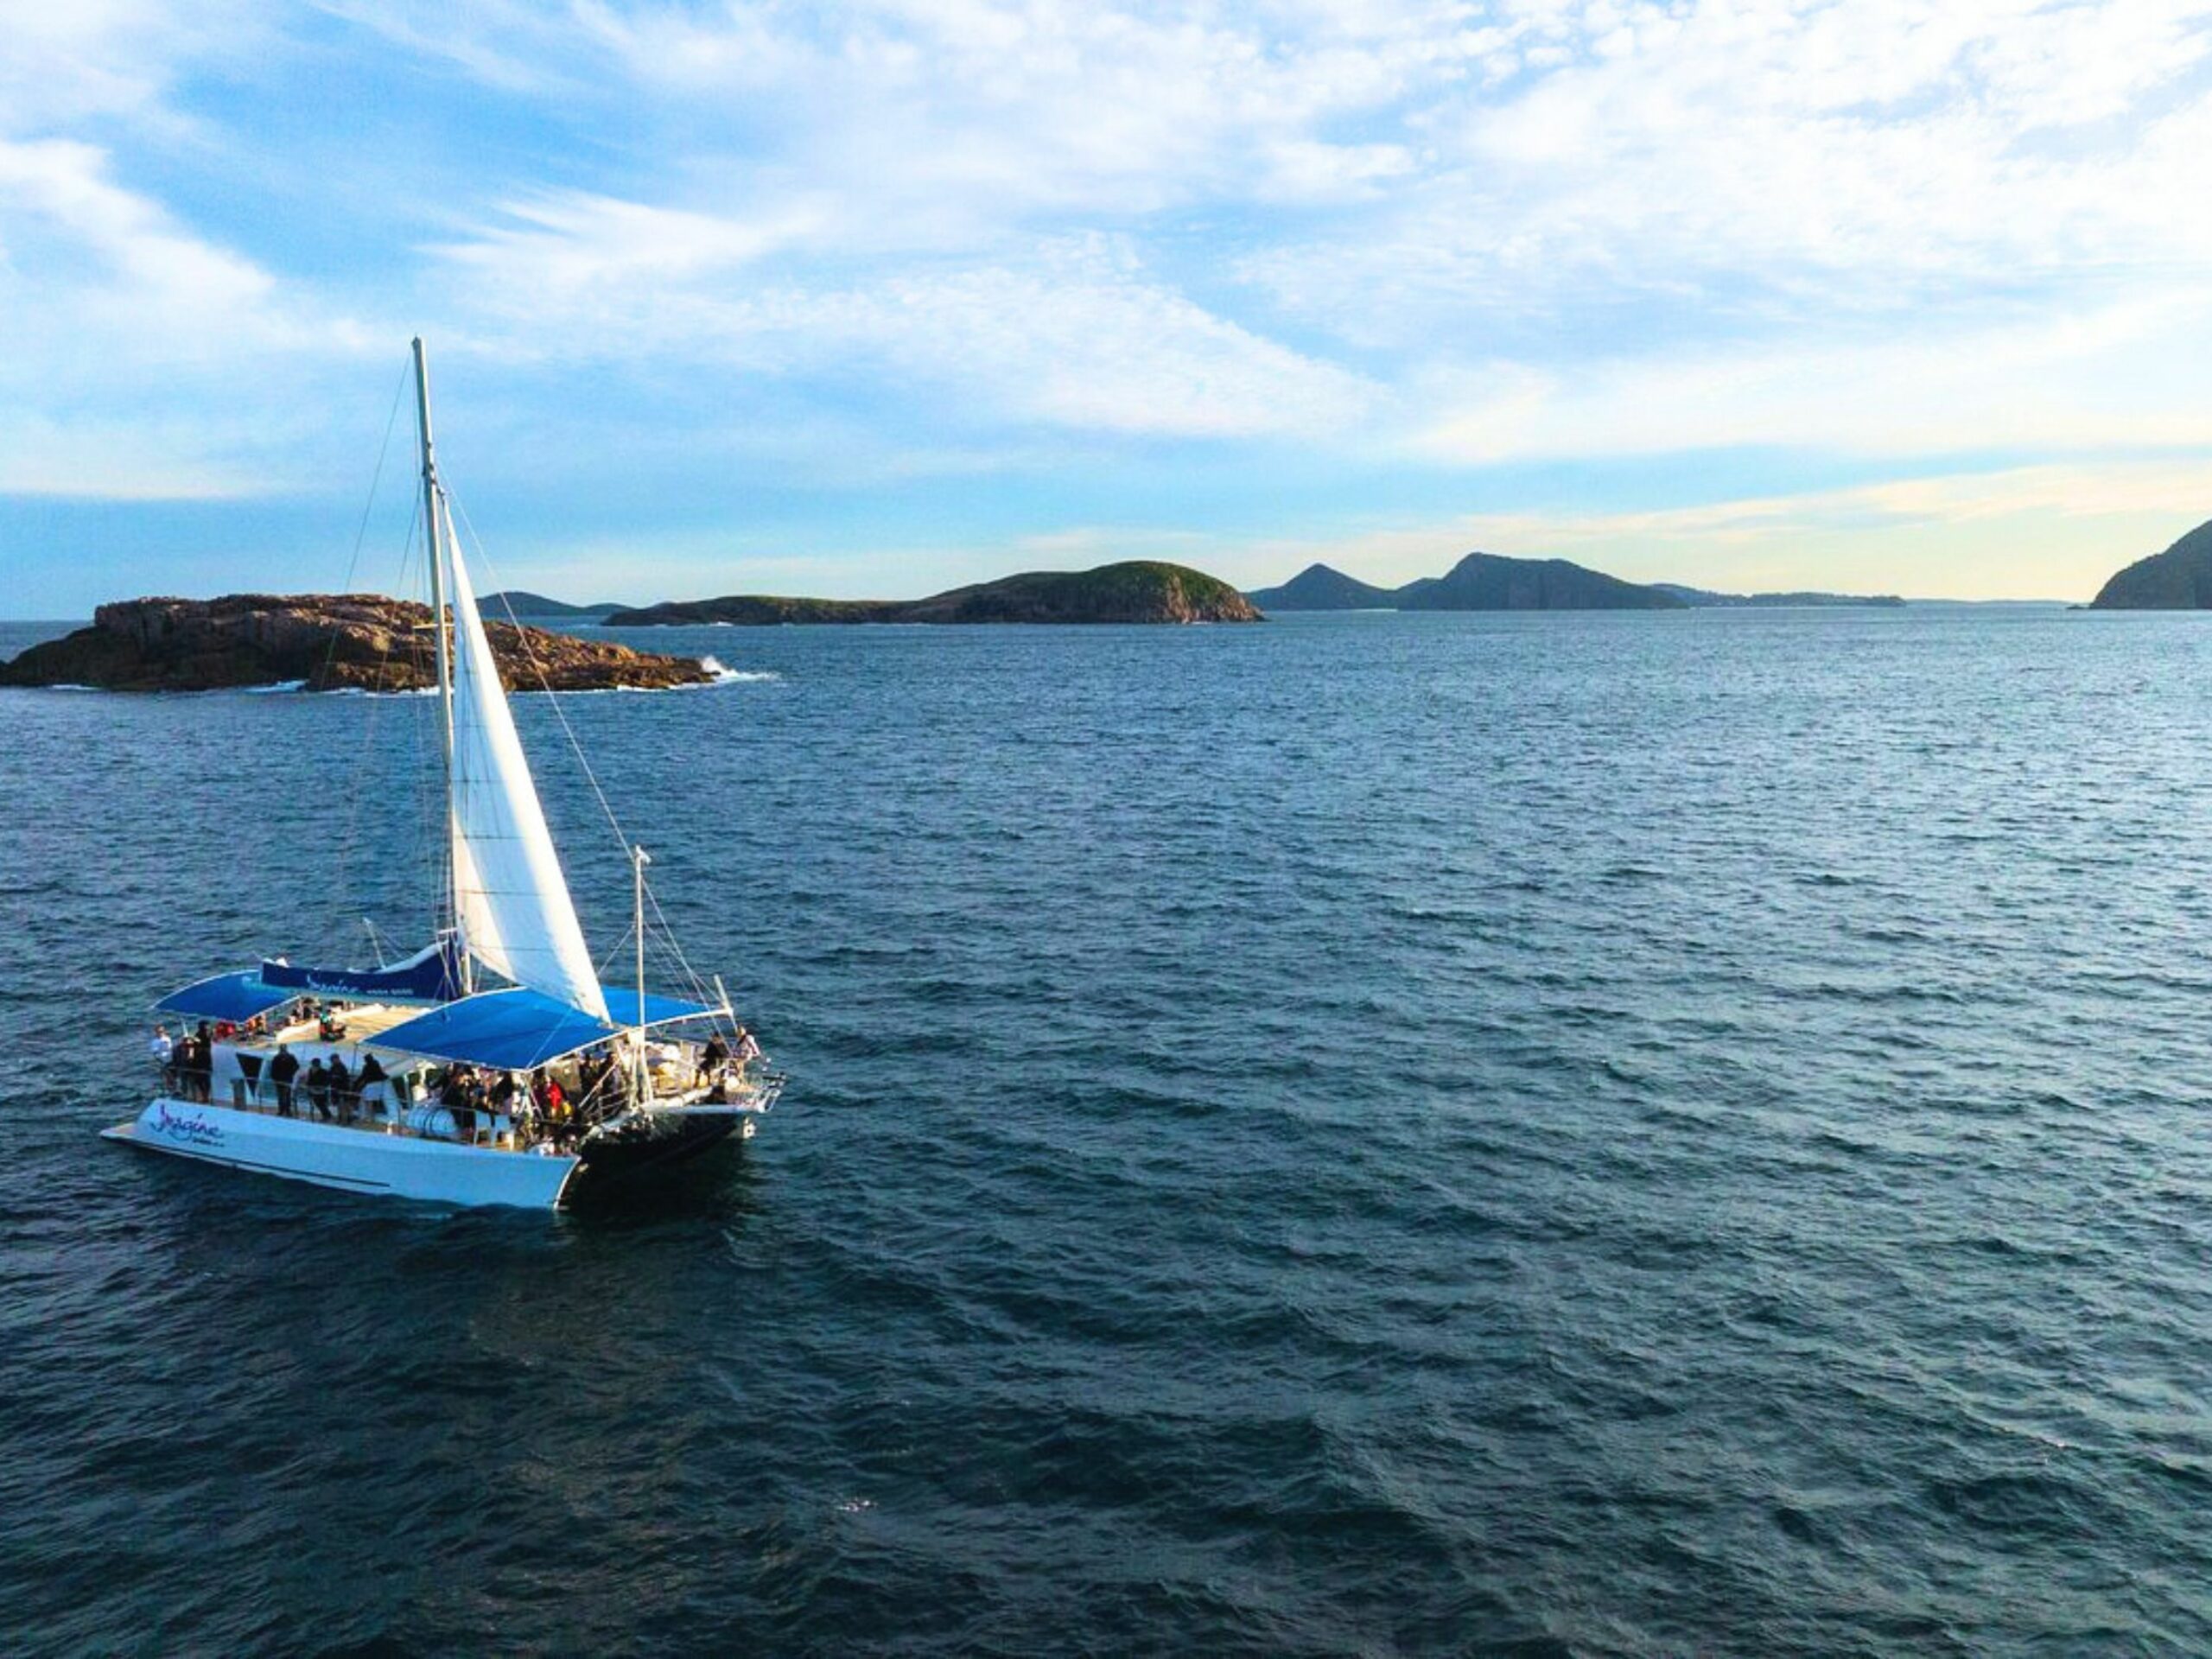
327,1053,354,1124
150,1027,175,1091
356,1052,388,1118
534,1074,568,1143
268,1045,300,1116
303,1058,331,1122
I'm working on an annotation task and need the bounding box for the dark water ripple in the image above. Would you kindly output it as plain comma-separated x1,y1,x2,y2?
4,608,2212,1653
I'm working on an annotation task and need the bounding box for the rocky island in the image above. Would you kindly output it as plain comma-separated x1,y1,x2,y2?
0,594,715,692
2088,519,2212,608
604,561,1261,626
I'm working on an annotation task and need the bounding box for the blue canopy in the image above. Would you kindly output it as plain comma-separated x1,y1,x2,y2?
261,937,463,1004
155,971,296,1024
369,984,726,1071
601,987,722,1027
371,988,621,1071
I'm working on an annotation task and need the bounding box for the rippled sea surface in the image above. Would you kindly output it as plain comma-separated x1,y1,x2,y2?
5,607,2212,1656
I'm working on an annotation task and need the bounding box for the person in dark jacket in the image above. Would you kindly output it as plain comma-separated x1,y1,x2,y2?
304,1058,331,1122
268,1045,300,1116
181,1034,211,1103
356,1052,388,1119
327,1054,354,1124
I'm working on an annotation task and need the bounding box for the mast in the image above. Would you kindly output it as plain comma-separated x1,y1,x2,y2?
632,844,652,1096
412,338,463,970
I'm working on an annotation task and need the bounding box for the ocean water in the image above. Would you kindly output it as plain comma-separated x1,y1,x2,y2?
3,607,2211,1656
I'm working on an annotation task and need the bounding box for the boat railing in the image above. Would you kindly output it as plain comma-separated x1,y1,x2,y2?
151,1054,781,1142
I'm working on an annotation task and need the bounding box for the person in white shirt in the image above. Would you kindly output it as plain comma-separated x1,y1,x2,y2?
149,1026,175,1088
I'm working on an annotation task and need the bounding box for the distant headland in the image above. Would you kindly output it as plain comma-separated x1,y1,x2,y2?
2088,519,2212,608
1246,552,1904,611
0,595,713,692
603,561,1261,626
480,590,626,620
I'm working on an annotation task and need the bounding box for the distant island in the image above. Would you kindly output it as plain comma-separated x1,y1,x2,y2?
1649,583,1905,608
2088,519,2212,608
1247,553,1905,611
604,561,1261,626
1245,565,1402,610
0,595,714,692
480,590,625,619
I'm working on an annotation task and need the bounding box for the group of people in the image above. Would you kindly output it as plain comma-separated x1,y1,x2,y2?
263,1045,388,1122
149,1010,764,1143
697,1027,762,1100
150,1023,216,1103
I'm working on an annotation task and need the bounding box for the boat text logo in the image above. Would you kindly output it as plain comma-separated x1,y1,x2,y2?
153,1103,223,1147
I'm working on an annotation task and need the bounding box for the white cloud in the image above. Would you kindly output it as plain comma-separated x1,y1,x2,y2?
1249,0,2212,340
0,0,265,136
1414,291,2212,462
442,214,1376,437
0,137,372,495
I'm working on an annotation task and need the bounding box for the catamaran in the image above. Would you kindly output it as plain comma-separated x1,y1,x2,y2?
104,340,779,1207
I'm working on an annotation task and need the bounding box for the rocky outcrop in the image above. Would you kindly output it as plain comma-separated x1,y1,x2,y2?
2089,520,2212,608
604,561,1263,626
0,594,714,692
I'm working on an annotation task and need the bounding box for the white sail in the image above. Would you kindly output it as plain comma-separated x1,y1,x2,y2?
442,507,612,1021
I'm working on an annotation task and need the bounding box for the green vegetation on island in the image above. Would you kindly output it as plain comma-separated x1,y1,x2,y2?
479,590,625,619
2088,519,2212,608
603,561,1262,626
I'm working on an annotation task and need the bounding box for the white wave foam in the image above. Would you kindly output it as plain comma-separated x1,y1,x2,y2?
699,656,781,686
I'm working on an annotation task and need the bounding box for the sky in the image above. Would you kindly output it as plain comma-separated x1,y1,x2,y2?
4,0,2212,615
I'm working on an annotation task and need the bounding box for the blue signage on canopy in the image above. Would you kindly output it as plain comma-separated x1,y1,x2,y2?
259,937,465,1004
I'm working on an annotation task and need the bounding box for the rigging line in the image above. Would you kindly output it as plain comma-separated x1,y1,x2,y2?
444,489,638,862
643,880,718,1004
313,354,414,694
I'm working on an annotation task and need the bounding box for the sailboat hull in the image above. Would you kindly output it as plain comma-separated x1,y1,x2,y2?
103,1098,581,1208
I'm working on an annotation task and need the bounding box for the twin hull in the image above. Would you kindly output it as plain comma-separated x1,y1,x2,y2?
104,1098,581,1208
